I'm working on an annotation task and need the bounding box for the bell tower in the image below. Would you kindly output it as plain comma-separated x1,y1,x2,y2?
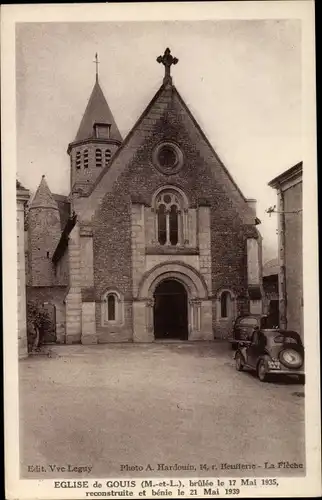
68,54,122,197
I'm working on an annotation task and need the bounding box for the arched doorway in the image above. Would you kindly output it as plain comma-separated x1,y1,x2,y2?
153,279,188,340
42,303,57,344
268,299,279,327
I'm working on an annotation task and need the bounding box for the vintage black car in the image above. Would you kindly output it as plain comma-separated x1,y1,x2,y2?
234,329,305,382
229,314,278,349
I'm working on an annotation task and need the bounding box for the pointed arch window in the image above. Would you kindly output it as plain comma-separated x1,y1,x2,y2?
169,205,179,245
96,148,102,167
221,292,230,318
217,290,236,320
107,294,116,321
155,189,185,246
105,149,112,166
157,204,167,245
76,152,81,169
101,290,124,326
84,149,89,168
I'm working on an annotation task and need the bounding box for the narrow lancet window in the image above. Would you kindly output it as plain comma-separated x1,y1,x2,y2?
221,291,231,318
169,205,178,245
158,204,167,245
108,294,116,321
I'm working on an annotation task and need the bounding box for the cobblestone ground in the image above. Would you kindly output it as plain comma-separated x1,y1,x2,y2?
19,342,305,479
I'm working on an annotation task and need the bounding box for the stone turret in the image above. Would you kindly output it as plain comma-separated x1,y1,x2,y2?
67,75,122,197
28,175,62,286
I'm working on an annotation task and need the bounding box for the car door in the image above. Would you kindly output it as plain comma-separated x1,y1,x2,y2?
233,318,242,340
246,330,260,368
236,318,249,341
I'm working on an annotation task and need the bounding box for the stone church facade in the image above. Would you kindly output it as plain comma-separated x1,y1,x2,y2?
25,49,263,344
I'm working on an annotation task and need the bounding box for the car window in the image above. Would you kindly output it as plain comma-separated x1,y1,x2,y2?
261,316,278,329
274,335,298,344
239,318,258,327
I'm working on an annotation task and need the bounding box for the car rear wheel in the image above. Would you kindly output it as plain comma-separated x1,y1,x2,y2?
235,352,244,371
257,359,268,382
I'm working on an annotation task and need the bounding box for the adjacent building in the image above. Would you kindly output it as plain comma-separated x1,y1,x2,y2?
269,162,303,336
262,258,279,327
17,180,30,357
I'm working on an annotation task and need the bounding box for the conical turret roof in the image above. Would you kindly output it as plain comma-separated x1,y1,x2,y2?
75,79,122,142
30,175,59,210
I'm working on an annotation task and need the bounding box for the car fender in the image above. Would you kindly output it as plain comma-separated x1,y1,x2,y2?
234,348,246,362
256,354,270,371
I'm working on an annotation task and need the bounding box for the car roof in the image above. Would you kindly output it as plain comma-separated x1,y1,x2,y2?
236,314,267,319
235,315,267,322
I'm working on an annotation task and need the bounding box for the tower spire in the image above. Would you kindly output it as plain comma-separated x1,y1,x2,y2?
30,175,59,210
93,52,100,82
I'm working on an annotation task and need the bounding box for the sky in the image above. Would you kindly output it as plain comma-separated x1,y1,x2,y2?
16,19,302,262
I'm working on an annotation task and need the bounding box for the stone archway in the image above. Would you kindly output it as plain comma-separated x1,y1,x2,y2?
133,262,213,342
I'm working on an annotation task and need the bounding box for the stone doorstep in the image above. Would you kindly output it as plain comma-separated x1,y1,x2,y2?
81,334,98,345
66,314,82,320
65,328,81,334
44,338,230,356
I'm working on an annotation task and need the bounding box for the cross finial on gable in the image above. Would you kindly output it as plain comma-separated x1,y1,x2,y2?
93,52,100,81
157,48,178,85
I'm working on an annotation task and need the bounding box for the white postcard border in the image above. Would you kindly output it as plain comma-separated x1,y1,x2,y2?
2,2,320,499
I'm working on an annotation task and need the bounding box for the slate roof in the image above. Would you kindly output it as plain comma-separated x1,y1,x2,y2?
268,162,303,188
53,194,71,230
75,79,122,143
52,212,77,263
30,175,59,210
263,258,279,277
16,179,28,191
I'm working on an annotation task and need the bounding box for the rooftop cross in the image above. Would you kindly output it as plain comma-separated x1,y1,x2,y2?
93,52,100,81
157,48,178,85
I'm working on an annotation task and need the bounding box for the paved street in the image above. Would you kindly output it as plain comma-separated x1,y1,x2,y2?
19,342,305,478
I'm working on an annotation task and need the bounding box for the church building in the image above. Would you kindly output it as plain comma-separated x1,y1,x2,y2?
25,48,263,344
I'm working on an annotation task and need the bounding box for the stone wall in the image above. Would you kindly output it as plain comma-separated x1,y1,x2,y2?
65,223,82,344
54,248,69,286
131,204,146,298
26,286,67,344
28,206,62,287
92,192,133,342
284,181,303,335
